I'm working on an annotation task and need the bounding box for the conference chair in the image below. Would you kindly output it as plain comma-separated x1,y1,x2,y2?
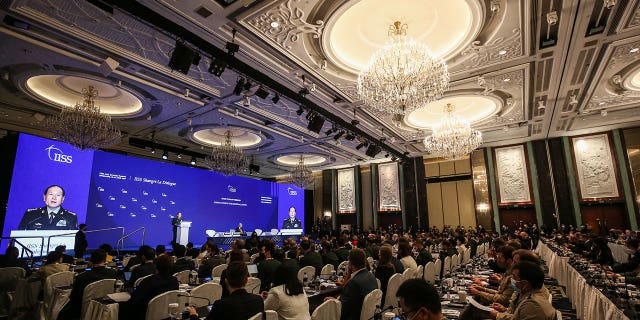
254,229,263,236
464,248,471,264
80,279,116,319
43,271,75,320
173,270,191,284
443,256,451,276
190,282,222,307
211,264,227,278
337,261,349,276
451,254,459,270
320,264,334,279
297,266,316,284
128,264,141,272
245,277,261,294
134,274,153,288
270,229,279,235
384,274,403,309
416,265,424,279
146,290,180,320
402,268,414,280
205,230,216,238
311,299,341,320
248,310,278,320
434,259,442,280
360,289,382,320
423,262,436,284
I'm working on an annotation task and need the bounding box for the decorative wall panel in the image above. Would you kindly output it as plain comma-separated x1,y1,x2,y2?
495,145,532,204
377,162,401,211
572,134,620,200
337,167,356,213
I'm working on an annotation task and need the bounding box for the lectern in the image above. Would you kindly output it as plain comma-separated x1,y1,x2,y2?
177,221,191,245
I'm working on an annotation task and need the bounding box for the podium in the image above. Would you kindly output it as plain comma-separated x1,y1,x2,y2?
177,221,191,245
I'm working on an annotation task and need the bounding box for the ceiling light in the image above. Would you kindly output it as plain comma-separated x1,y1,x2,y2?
287,155,314,188
233,78,245,95
604,0,617,9
225,28,240,56
546,11,558,26
270,21,279,28
190,156,196,165
490,0,500,12
424,103,483,160
150,147,155,154
162,150,168,160
537,100,546,110
569,95,578,105
498,50,507,55
630,47,639,53
503,78,510,82
358,22,449,117
177,153,182,159
271,93,280,104
204,130,247,176
601,109,608,117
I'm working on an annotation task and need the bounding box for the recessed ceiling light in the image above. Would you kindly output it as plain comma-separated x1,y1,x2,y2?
503,78,510,82
630,47,639,53
270,21,279,28
498,50,507,55
599,102,605,105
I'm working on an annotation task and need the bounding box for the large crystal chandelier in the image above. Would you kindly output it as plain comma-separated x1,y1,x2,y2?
287,155,314,188
205,130,247,176
424,103,482,160
357,21,449,118
45,86,121,150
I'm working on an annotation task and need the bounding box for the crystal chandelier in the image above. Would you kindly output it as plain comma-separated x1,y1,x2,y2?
357,21,449,118
205,130,247,176
287,155,314,188
424,103,482,160
45,86,121,150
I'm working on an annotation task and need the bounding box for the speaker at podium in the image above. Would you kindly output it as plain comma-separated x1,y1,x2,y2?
177,221,191,245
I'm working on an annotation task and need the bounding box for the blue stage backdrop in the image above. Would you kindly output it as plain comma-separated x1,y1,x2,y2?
4,133,305,249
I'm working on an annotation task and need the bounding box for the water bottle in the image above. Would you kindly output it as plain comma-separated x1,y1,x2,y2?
303,272,308,286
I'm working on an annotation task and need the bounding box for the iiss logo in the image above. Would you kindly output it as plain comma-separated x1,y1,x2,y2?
287,187,298,196
45,145,73,163
227,185,237,193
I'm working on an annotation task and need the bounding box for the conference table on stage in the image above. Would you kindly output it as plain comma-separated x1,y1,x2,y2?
536,241,629,320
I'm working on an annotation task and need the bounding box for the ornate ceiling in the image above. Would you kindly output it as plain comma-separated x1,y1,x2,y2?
1,0,640,178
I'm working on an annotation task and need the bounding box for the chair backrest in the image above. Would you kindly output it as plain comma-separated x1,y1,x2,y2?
206,230,216,237
451,254,459,269
360,289,382,320
320,264,334,279
376,278,381,289
189,282,222,307
434,259,441,276
416,265,424,279
264,310,278,320
211,263,227,278
248,312,261,320
337,261,349,276
134,274,153,288
44,270,75,304
270,228,279,235
297,266,316,284
81,279,116,318
384,274,404,309
0,267,25,290
311,299,341,320
548,294,553,303
245,276,261,294
146,290,181,320
129,263,141,272
423,262,436,284
173,270,191,284
464,248,471,264
254,229,263,236
402,268,414,280
443,256,451,275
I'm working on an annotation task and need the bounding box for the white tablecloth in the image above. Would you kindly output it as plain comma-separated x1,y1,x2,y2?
536,241,629,320
609,243,630,264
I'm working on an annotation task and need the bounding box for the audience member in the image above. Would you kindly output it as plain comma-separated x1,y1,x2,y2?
299,238,323,276
54,245,74,264
258,241,281,292
333,248,378,320
29,251,68,283
396,279,443,320
262,265,310,319
375,245,396,304
172,244,195,274
126,245,156,287
0,246,29,275
490,262,555,320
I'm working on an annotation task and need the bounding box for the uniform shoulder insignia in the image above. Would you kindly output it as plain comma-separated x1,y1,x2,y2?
26,208,41,212
62,209,77,216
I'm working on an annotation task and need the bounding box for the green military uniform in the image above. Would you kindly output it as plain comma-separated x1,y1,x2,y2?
496,287,556,320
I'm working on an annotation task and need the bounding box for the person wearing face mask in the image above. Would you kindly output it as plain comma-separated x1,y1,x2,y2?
461,246,515,320
490,262,555,320
396,279,443,320
611,238,640,273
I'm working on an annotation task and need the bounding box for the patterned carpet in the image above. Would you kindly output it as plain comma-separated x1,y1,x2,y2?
542,262,578,320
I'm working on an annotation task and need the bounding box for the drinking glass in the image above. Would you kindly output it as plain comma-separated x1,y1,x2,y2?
168,303,180,319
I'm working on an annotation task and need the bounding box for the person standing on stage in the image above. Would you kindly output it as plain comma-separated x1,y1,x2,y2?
282,206,301,229
235,223,247,236
74,223,88,259
18,185,78,230
172,212,182,245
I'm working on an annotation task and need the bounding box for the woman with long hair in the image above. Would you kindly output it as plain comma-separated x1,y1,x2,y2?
262,265,310,320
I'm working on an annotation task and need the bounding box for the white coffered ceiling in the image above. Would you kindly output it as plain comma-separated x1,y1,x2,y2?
1,0,640,178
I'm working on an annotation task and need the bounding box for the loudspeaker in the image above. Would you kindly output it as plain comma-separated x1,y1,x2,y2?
365,144,381,157
306,116,325,133
169,42,196,74
98,57,119,77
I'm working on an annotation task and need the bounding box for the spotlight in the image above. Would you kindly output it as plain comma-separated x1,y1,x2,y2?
391,156,398,161
325,128,335,136
243,80,252,91
249,163,260,175
208,58,227,77
333,130,345,140
296,106,304,116
243,94,250,107
162,150,168,160
306,112,325,133
192,52,201,65
345,132,356,141
403,151,410,156
351,119,360,126
255,85,269,99
356,142,365,150
365,144,382,157
233,78,245,95
385,153,389,158
150,147,155,154
298,87,310,97
177,153,182,159
168,41,196,74
190,156,196,165
271,93,280,104
225,28,240,55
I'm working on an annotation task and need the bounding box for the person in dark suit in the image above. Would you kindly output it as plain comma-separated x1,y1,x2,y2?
54,245,75,264
235,223,247,236
125,245,156,288
192,261,264,320
171,212,182,245
171,245,195,274
120,255,179,320
74,224,88,259
18,185,78,230
257,241,281,292
0,246,29,275
282,206,302,229
334,248,378,320
57,249,117,319
413,239,432,267
375,245,396,304
299,238,323,276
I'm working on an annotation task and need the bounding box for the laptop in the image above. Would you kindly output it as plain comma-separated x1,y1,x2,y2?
247,264,258,276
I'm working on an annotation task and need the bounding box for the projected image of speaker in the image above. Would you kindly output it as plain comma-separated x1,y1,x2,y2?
169,42,196,74
365,144,381,157
306,113,325,133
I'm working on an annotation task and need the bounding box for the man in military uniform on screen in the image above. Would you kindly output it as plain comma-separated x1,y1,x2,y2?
282,206,301,229
18,185,78,230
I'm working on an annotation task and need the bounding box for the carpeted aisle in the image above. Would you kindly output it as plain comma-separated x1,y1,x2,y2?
542,263,578,320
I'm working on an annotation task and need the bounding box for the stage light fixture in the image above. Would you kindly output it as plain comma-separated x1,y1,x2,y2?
255,85,269,99
190,156,196,165
168,41,196,74
306,112,325,133
162,150,168,160
225,29,240,55
345,132,356,141
271,93,280,104
208,58,227,77
243,80,252,91
298,87,310,97
177,153,182,159
391,156,398,161
333,130,345,140
233,78,245,95
296,106,304,116
365,144,382,157
150,147,155,154
192,52,201,66
325,128,335,136
385,153,389,158
356,142,365,150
